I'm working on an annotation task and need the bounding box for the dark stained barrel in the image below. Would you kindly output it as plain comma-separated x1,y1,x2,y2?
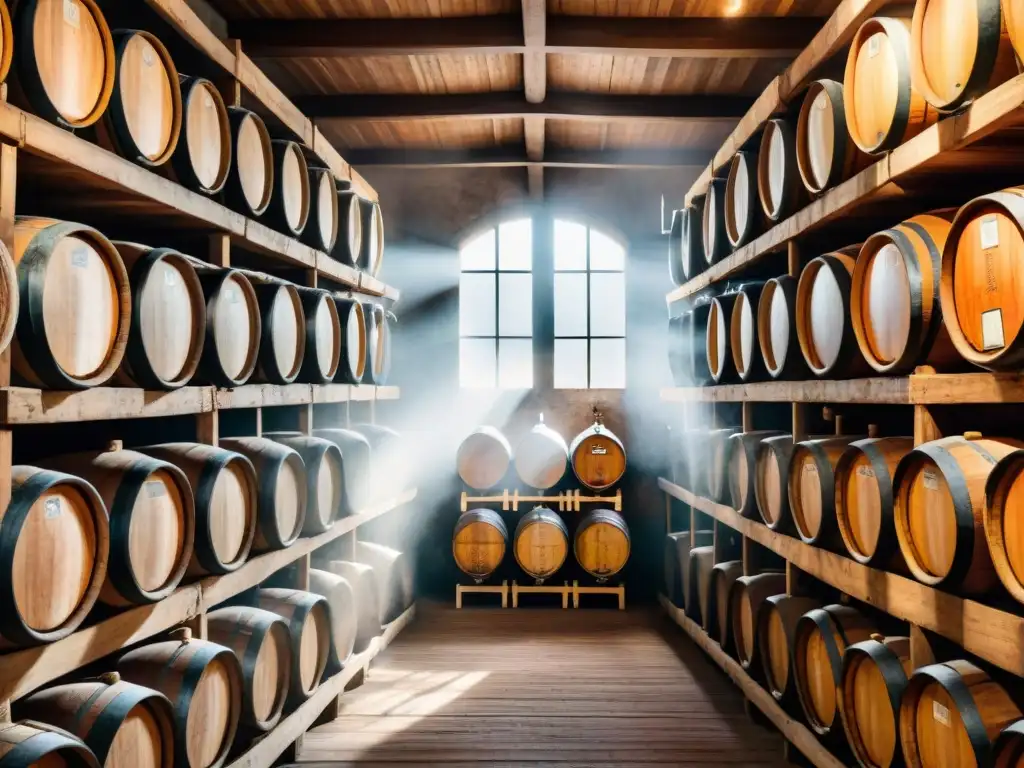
705,560,742,645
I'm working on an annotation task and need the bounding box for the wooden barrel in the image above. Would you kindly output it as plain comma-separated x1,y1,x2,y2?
245,277,305,385
702,178,729,267
797,79,871,195
983,449,1024,605
845,16,939,154
668,208,685,287
193,265,260,387
0,466,108,648
358,198,384,276
574,509,629,580
758,118,806,223
757,275,809,380
690,300,715,386
789,436,865,548
755,434,797,532
794,604,879,740
356,541,413,623
307,569,359,668
664,531,689,606
995,720,1024,767
667,314,687,386
302,167,339,253
117,636,242,768
684,545,714,621
353,424,400,491
894,433,1024,593
729,282,767,382
834,436,915,567
681,198,706,281
219,437,307,551
333,188,363,267
365,303,392,385
705,560,742,645
12,0,114,129
851,213,957,374
171,76,230,195
313,428,371,514
206,606,290,733
325,560,381,652
453,508,508,581
113,243,206,390
332,296,367,385
796,247,871,378
728,430,787,517
515,418,569,490
569,421,625,490
839,634,912,768
225,107,273,217
514,506,569,582
457,426,512,490
707,292,739,384
729,572,787,671
725,151,762,249
267,140,310,237
263,433,342,535
256,589,330,706
0,2,14,92
0,239,17,358
291,286,340,384
675,532,713,611
900,660,1023,768
0,721,99,767
757,595,824,703
12,217,130,389
706,426,742,504
911,0,1018,113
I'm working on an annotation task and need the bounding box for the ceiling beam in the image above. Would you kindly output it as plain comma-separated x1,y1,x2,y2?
344,146,710,169
522,0,546,198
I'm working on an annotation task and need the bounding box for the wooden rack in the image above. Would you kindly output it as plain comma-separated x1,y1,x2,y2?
510,580,626,609
455,581,509,608
459,487,623,512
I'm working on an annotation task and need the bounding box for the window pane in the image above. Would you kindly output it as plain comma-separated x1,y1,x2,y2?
460,338,496,388
459,273,495,336
460,228,496,270
591,338,626,388
554,273,587,337
590,272,625,337
554,339,588,388
498,338,533,388
499,273,532,336
554,219,587,270
498,218,532,270
590,229,625,270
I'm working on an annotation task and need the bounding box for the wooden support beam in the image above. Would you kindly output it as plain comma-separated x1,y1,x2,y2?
522,0,546,104
344,146,710,168
524,114,545,199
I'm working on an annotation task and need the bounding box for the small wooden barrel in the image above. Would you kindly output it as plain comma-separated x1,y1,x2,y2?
0,466,108,648
313,428,371,514
356,541,413,624
193,266,260,387
730,282,767,382
569,421,625,490
725,151,762,249
307,569,359,667
114,243,206,390
706,425,742,504
851,213,957,374
668,208,685,287
797,79,871,195
728,430,787,517
264,433,342,535
757,595,824,703
332,296,366,385
788,436,864,548
267,140,310,237
514,506,569,582
681,198,706,281
911,0,1019,113
755,434,797,533
839,635,912,768
219,437,307,551
0,721,99,766
684,544,714,621
900,660,1023,768
834,436,915,567
729,572,787,671
704,560,742,645
515,418,569,490
256,589,330,706
796,247,871,378
453,508,508,581
845,17,939,154
358,198,384,276
12,0,114,129
326,559,381,651
303,167,339,253
995,720,1024,767
206,606,290,733
225,107,273,217
12,217,130,389
702,178,729,267
757,275,808,380
17,674,175,768
171,76,231,195
294,287,340,384
707,292,739,384
246,277,305,385
457,426,512,490
758,118,806,223
794,605,879,740
894,433,1024,593
333,188,363,267
574,509,629,580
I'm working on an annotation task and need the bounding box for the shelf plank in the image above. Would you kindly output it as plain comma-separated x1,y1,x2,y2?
658,478,1024,678
374,386,401,401
215,384,315,410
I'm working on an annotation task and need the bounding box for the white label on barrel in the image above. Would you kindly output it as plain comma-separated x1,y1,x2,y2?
204,93,214,108
923,470,940,491
71,247,88,268
982,308,1005,351
165,269,178,287
981,216,1000,250
145,481,166,498
804,463,818,474
224,286,238,304
868,35,880,57
591,446,607,455
856,466,875,478
45,498,62,518
932,700,951,726
63,0,80,28
814,91,828,110
143,48,155,67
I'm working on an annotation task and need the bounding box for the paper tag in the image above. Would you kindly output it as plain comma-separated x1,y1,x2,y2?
63,0,80,28
856,466,875,479
982,308,1006,351
45,498,62,518
868,35,881,57
71,247,88,268
204,93,214,109
591,446,607,455
145,481,166,498
143,47,155,67
224,286,238,304
804,462,818,473
164,268,178,287
923,470,940,491
981,215,1000,250
933,701,951,726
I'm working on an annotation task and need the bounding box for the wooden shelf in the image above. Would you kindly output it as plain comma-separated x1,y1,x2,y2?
659,478,1024,679
0,487,418,702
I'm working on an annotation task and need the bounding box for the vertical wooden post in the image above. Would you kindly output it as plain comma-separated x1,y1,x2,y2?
914,405,941,446
299,403,314,435
786,560,812,597
295,553,311,591
741,401,754,432
197,411,219,446
209,233,231,267
255,408,263,437
909,624,935,669
665,493,672,534
792,404,806,443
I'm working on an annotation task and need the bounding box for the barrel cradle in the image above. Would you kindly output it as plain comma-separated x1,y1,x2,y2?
797,79,871,196
514,506,569,583
453,508,508,581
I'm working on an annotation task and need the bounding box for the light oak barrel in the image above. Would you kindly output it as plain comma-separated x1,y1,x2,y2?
894,434,1024,593
682,544,714,621
514,505,569,583
515,418,569,490
668,208,685,287
911,0,1019,113
224,107,273,218
357,198,384,276
705,425,742,504
263,433,342,534
839,635,912,768
788,436,865,549
332,188,363,268
136,443,257,577
266,140,309,238
242,276,305,385
206,606,290,733
218,437,307,551
11,0,113,129
117,636,242,768
113,243,205,390
844,16,940,154
900,660,1023,768
730,282,767,382
302,167,339,253
728,572,786,671
0,721,100,767
331,296,366,385
707,292,740,384
307,569,359,668
12,217,130,389
313,428,371,515
170,76,230,196
758,117,807,223
190,264,260,387
294,287,340,384
574,508,629,581
757,275,809,380
681,197,706,281
453,508,508,581
676,531,714,612
755,434,798,533
356,541,413,624
728,430,788,516
569,421,625,490
797,79,872,196
0,1,14,91
994,719,1024,767
851,213,958,374
457,426,512,490
0,238,17,357
725,150,762,249
704,560,742,646
757,595,824,703
981,449,1024,605
325,560,381,652
16,674,175,768
702,177,729,267
834,436,915,568
0,466,108,648
255,589,330,707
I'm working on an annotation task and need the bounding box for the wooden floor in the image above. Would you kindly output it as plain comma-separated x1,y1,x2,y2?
292,604,786,767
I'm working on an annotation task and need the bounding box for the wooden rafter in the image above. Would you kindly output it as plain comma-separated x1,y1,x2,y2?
522,0,546,198
344,147,710,169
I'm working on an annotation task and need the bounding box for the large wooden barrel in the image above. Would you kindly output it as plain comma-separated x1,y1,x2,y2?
12,217,130,389
332,188,363,268
0,721,99,766
911,0,1019,113
303,167,339,253
668,208,685,287
569,421,625,490
514,506,568,582
0,466,108,649
755,434,797,532
839,634,912,768
705,426,742,504
995,720,1024,767
307,569,358,667
574,509,629,580
728,430,787,516
331,296,366,385
225,107,273,217
171,76,230,195
788,436,864,548
264,433,342,535
758,118,806,223
757,595,823,703
834,436,915,568
730,282,767,382
114,243,206,390
900,660,1023,768
705,560,742,645
267,140,310,238
515,418,569,490
356,541,413,623
325,560,381,651
684,545,714,621
851,213,957,374
845,17,939,154
894,433,1024,593
40,450,194,608
702,177,729,267
219,437,306,551
294,287,340,384
729,572,786,671
192,265,260,387
707,292,740,384
358,198,384,276
118,636,242,768
681,198,706,281
757,275,808,380
457,426,512,490
794,604,879,740
453,508,508,581
313,428,371,514
797,79,871,196
725,151,762,249
137,443,256,577
246,277,305,385
256,589,330,706
12,0,114,129
983,448,1024,605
